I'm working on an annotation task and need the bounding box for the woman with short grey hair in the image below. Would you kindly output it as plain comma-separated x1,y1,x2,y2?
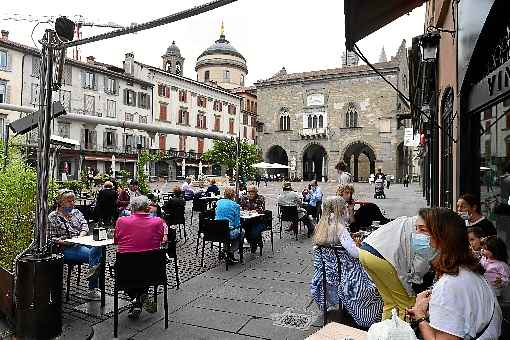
129,195,150,212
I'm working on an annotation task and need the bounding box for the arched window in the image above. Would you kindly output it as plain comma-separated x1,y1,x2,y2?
308,115,313,129
279,109,290,131
346,104,358,128
319,115,324,128
312,116,318,129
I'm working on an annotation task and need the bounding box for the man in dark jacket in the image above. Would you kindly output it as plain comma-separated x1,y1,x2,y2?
94,181,118,226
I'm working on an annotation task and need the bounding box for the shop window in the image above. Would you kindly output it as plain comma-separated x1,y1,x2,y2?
504,97,510,107
506,111,510,129
483,109,493,120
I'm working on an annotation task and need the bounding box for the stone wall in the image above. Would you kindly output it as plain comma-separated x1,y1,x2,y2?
256,58,409,182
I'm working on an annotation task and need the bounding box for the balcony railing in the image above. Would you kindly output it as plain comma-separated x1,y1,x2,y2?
299,127,328,139
148,148,203,160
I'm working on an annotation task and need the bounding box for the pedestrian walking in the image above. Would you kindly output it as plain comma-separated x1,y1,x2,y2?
403,174,409,188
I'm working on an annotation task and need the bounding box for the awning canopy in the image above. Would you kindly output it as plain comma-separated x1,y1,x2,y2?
344,0,427,50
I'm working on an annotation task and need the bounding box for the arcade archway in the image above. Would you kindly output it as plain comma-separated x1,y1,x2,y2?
302,143,328,181
342,141,376,182
266,145,289,177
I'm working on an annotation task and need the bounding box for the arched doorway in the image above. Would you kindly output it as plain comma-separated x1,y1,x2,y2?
302,143,328,181
342,142,376,182
266,145,289,178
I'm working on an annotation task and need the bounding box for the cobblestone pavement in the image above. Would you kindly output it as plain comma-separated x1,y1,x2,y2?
0,181,427,339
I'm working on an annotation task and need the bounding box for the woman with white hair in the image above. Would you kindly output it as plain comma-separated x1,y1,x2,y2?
310,196,383,328
114,195,166,319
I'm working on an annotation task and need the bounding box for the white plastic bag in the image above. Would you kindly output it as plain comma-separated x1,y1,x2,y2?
367,309,417,340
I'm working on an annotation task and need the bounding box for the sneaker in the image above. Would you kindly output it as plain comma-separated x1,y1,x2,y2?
86,264,101,279
87,289,101,301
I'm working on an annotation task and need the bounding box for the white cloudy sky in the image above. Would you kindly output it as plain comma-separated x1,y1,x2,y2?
1,0,425,85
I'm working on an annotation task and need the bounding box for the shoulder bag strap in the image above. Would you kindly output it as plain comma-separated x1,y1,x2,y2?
473,301,496,339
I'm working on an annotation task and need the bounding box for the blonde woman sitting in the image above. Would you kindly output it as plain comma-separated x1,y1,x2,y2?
310,196,383,329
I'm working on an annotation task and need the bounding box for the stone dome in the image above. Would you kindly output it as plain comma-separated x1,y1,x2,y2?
165,41,181,57
198,34,246,62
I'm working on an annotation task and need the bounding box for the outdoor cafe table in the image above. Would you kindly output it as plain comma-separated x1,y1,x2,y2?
63,235,114,307
305,322,367,340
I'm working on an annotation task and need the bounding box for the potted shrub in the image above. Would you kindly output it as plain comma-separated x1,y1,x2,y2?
0,144,57,324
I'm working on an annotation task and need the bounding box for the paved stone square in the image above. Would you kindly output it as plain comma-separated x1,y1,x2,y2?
0,181,426,340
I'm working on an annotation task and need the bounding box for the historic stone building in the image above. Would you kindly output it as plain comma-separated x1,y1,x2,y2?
255,42,411,182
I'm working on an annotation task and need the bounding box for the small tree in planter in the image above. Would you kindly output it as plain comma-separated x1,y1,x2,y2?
0,142,58,320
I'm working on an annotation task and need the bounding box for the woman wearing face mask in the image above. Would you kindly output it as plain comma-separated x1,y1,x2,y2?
358,210,437,320
407,208,502,340
456,194,496,237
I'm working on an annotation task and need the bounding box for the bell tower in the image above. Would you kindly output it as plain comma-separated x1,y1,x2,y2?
162,41,185,76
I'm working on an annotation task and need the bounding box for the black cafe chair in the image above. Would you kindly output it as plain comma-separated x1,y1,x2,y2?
196,209,215,255
191,197,208,228
316,245,343,327
199,219,232,271
165,229,180,289
114,249,168,338
279,205,302,240
261,210,274,254
64,260,82,302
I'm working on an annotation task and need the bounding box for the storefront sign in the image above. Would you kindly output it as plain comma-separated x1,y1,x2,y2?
404,127,419,147
467,58,510,113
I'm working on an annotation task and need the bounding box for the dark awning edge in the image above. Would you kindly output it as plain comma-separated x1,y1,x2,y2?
345,0,427,51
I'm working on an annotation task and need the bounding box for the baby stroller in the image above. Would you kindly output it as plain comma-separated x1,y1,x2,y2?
374,179,386,199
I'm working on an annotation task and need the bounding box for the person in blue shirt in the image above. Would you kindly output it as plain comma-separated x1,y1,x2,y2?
215,186,244,264
306,180,323,221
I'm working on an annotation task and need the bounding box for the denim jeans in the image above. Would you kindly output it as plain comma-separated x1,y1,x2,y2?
63,245,102,289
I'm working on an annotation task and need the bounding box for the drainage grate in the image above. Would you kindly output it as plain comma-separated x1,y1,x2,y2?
273,310,313,330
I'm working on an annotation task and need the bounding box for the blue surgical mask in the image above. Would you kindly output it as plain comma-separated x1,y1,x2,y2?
411,233,436,259
149,212,157,218
458,211,470,221
63,207,73,214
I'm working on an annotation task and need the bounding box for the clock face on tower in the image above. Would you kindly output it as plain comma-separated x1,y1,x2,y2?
307,94,324,106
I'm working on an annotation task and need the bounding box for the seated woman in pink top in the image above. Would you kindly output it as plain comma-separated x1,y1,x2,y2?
114,195,166,318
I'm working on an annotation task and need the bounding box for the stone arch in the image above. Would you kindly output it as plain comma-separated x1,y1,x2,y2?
301,142,328,181
341,141,376,182
266,145,289,177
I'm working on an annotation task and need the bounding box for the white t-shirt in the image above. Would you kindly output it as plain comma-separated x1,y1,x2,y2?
429,267,502,339
339,227,359,258
337,171,352,184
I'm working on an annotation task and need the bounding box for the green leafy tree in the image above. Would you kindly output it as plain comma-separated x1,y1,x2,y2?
202,139,262,179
